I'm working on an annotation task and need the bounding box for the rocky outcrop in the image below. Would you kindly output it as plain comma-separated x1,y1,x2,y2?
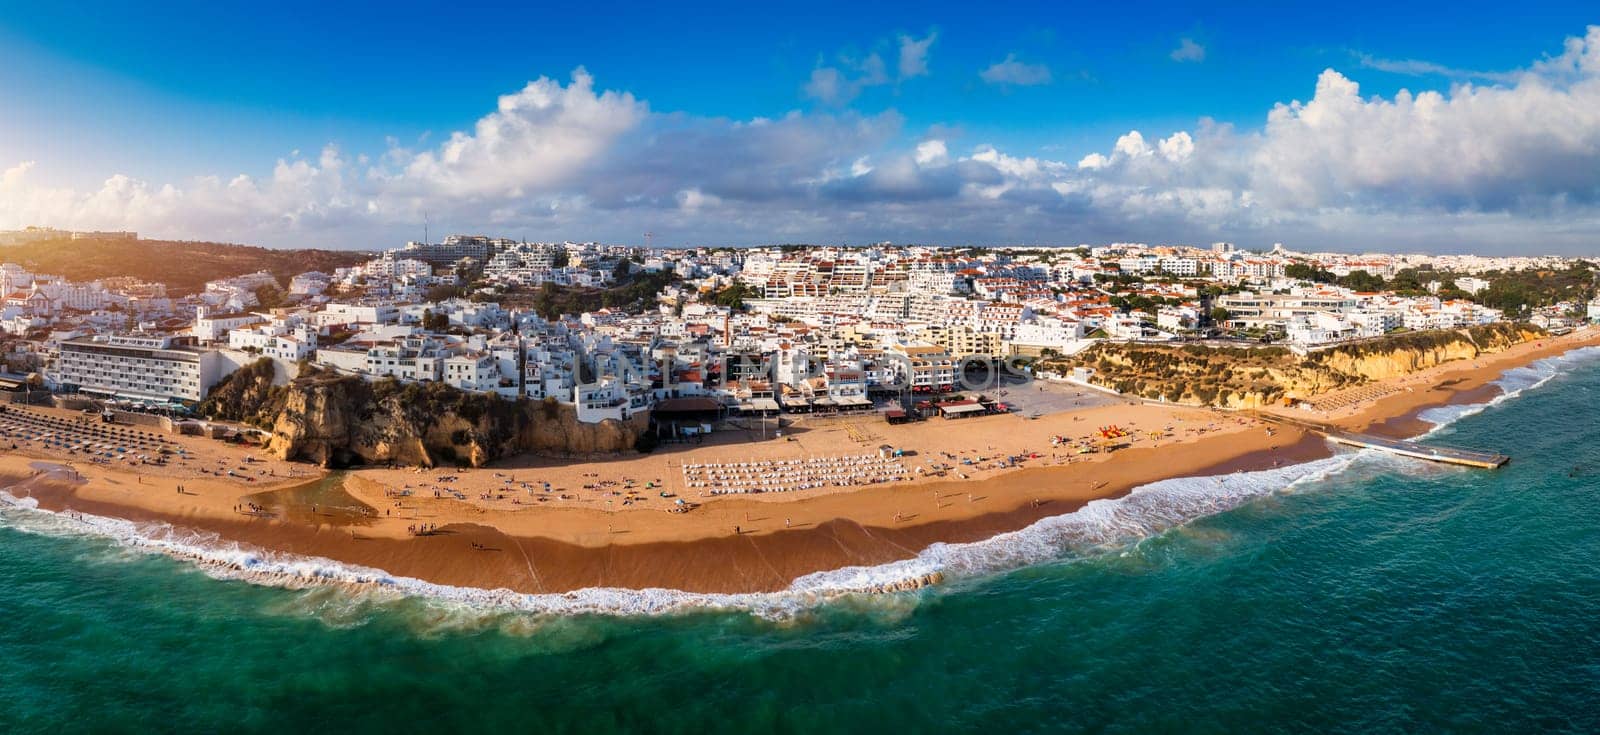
197,357,284,426
1044,323,1544,408
206,366,648,468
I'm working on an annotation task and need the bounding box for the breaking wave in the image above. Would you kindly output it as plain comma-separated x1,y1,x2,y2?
1,344,1594,621
1415,345,1600,433
0,453,1366,621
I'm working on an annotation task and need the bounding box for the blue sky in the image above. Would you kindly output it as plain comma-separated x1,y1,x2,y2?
2,1,1599,252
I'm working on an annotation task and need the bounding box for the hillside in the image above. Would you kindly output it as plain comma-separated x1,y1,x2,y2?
1040,323,1544,409
0,237,371,294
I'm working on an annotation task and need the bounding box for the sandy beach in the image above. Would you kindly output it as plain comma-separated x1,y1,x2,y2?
5,326,1597,595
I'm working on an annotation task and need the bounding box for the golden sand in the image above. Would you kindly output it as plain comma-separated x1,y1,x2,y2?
5,326,1595,594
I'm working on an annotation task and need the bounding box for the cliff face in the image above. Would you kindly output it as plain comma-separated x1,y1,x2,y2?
197,357,284,426
208,368,647,468
1047,323,1544,409
1305,340,1485,383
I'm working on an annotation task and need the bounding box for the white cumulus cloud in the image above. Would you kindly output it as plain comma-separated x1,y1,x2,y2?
394,68,645,198
7,26,1600,253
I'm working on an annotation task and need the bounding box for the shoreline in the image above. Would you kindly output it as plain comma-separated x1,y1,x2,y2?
3,327,1597,601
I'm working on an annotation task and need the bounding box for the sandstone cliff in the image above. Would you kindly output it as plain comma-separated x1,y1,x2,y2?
197,357,284,426
204,366,648,468
1044,323,1544,409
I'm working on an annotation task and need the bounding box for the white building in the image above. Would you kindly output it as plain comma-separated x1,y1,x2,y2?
40,281,109,311
56,334,223,403
1008,317,1084,353
192,306,266,344
289,271,332,296
362,339,445,382
359,252,435,281
313,302,401,326
443,352,501,392
228,321,318,362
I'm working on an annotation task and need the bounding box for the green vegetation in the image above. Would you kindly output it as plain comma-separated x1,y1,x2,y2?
709,281,760,310
1283,263,1390,293
1284,260,1599,314
422,309,449,331
253,284,289,309
1109,293,1179,314
1040,324,1544,407
196,358,284,426
486,271,676,320
0,237,369,295
1471,263,1598,315
1306,322,1538,361
425,283,467,302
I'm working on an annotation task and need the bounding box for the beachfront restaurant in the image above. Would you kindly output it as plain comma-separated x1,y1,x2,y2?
0,372,30,403
738,397,781,417
832,395,874,411
778,387,814,413
935,400,987,420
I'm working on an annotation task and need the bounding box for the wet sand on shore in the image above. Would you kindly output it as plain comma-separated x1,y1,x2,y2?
4,327,1595,595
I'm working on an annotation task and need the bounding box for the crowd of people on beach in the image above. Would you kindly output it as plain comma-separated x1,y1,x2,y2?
683,454,910,495
233,501,270,517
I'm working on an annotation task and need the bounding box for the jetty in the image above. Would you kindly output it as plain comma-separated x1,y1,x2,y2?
1250,413,1510,469
1325,433,1509,469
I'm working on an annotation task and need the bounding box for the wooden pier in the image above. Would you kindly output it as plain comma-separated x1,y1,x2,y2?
1325,433,1509,469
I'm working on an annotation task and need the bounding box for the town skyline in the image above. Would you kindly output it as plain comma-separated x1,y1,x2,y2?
2,5,1599,253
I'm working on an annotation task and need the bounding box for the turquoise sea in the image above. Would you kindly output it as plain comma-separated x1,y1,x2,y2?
4,349,1600,733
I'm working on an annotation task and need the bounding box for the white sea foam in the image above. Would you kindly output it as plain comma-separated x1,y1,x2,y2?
1416,345,1600,435
0,455,1358,620
1,343,1593,620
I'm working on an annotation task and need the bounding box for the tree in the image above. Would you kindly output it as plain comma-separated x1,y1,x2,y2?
711,281,759,310
425,284,465,302
1210,306,1232,324
253,285,287,309
533,282,560,319
1387,268,1431,296
612,258,632,282
1285,263,1337,284
1338,269,1386,292
422,309,449,331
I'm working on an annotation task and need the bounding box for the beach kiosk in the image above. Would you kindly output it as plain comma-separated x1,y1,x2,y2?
936,400,987,420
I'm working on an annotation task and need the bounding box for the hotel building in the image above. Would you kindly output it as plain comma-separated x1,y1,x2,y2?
56,334,222,403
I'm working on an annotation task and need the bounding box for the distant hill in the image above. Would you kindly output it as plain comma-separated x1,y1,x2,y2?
0,237,372,294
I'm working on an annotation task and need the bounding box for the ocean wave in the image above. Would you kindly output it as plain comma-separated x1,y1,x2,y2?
787,453,1361,595
0,453,1358,621
0,344,1593,621
1415,345,1600,434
